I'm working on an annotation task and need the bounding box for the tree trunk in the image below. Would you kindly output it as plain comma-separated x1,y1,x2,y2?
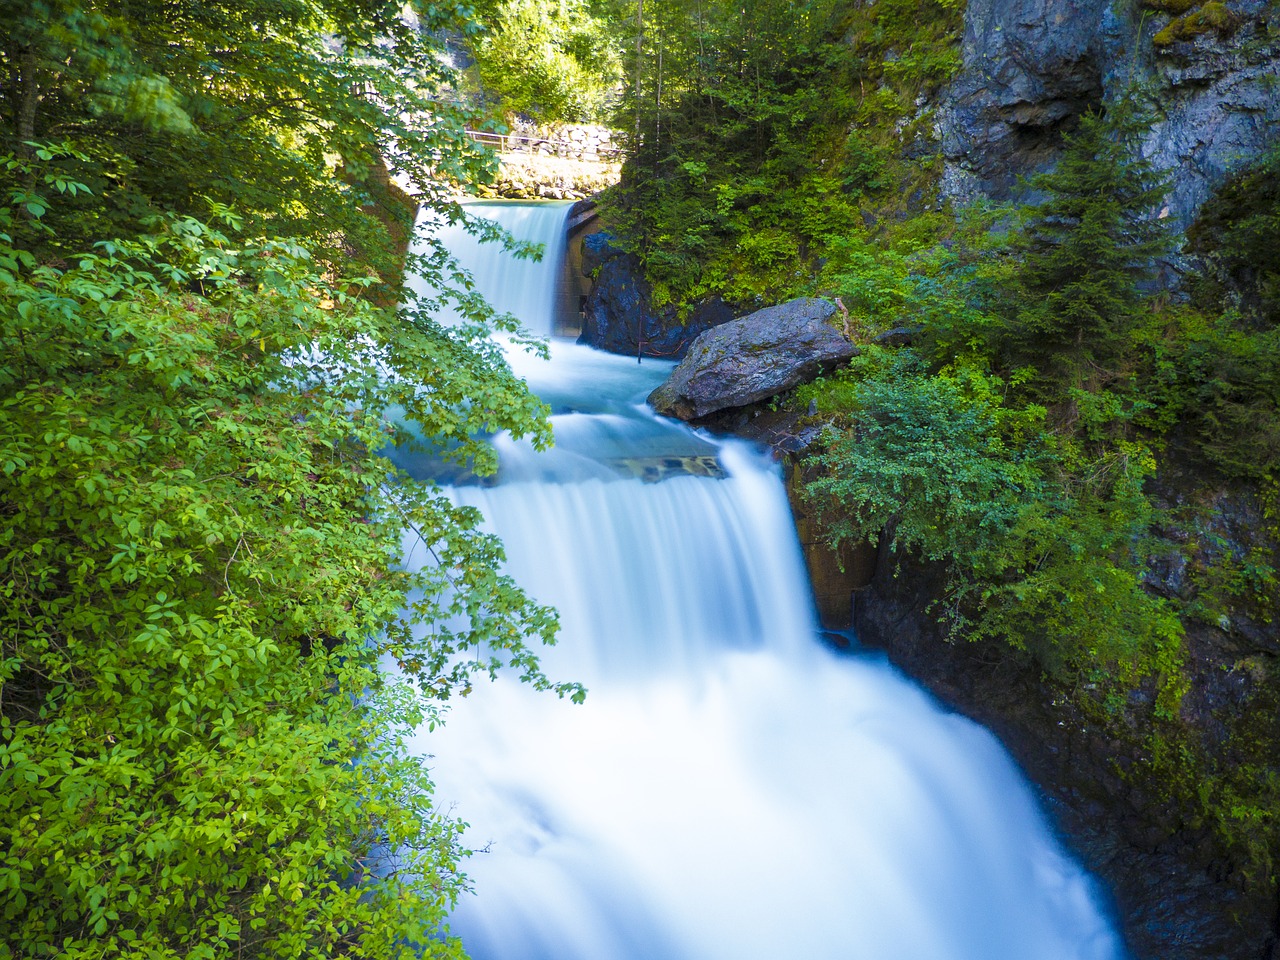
633,0,644,150
16,45,39,154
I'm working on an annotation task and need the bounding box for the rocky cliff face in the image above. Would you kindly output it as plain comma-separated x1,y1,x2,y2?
937,0,1280,240
852,544,1280,960
577,232,736,358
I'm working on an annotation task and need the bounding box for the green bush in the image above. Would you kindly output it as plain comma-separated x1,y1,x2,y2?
0,166,575,957
802,349,1184,695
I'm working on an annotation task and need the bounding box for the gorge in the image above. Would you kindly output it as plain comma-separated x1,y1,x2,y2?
3,1,1278,956
393,199,1129,960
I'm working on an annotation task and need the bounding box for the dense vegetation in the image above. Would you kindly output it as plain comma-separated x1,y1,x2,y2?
1,2,580,956
606,0,962,307
464,0,627,123
598,0,1280,891
3,0,1278,952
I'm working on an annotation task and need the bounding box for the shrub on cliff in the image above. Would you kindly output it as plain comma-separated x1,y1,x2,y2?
802,347,1184,695
1000,103,1172,392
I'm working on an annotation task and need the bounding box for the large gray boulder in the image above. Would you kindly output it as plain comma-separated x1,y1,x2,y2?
647,298,857,422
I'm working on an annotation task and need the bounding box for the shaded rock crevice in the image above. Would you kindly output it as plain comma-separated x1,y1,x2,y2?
577,232,735,359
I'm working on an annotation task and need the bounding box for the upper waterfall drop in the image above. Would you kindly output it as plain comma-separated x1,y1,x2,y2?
397,201,1129,960
404,199,575,338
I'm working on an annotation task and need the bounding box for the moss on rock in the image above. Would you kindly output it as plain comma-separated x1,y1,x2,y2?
1152,1,1239,47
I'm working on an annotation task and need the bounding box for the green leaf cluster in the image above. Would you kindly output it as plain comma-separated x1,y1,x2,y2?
1,2,581,955
0,0,501,273
1179,140,1280,483
803,348,1184,697
0,170,575,955
602,0,962,311
466,0,627,123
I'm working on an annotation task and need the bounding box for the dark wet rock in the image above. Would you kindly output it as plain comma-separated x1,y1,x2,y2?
647,298,857,422
580,230,623,277
874,326,921,348
566,197,599,232
577,234,734,359
728,406,825,455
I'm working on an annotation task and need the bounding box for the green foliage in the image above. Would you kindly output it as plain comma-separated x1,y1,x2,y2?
1188,139,1280,328
0,169,576,956
467,0,626,123
603,0,963,310
0,0,499,273
0,1,583,954
1176,316,1280,480
815,204,1018,345
1172,142,1280,482
1000,103,1172,391
803,349,1185,693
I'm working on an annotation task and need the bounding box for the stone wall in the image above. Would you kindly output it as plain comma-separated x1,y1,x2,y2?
505,121,620,162
475,155,619,200
469,122,623,201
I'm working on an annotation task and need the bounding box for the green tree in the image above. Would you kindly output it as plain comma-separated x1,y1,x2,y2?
467,0,626,123
0,148,574,959
1180,141,1280,481
0,2,579,956
602,0,965,310
0,0,498,274
606,0,864,305
1002,103,1172,388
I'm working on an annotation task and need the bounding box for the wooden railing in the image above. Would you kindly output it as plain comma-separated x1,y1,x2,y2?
464,129,621,160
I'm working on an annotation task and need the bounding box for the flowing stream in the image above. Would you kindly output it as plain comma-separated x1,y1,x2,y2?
396,200,1127,960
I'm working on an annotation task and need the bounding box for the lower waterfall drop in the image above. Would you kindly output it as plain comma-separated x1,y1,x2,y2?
396,201,1127,960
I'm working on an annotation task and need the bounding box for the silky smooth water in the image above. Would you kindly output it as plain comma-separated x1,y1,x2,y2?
405,199,574,331
398,202,1127,960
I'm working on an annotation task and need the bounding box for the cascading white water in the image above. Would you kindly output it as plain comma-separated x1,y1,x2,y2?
399,202,1128,960
406,199,574,336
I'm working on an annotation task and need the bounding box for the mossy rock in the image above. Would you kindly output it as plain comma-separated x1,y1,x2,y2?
1152,1,1239,47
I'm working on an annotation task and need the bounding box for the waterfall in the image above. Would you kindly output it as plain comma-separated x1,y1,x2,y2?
405,199,575,337
398,202,1127,960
